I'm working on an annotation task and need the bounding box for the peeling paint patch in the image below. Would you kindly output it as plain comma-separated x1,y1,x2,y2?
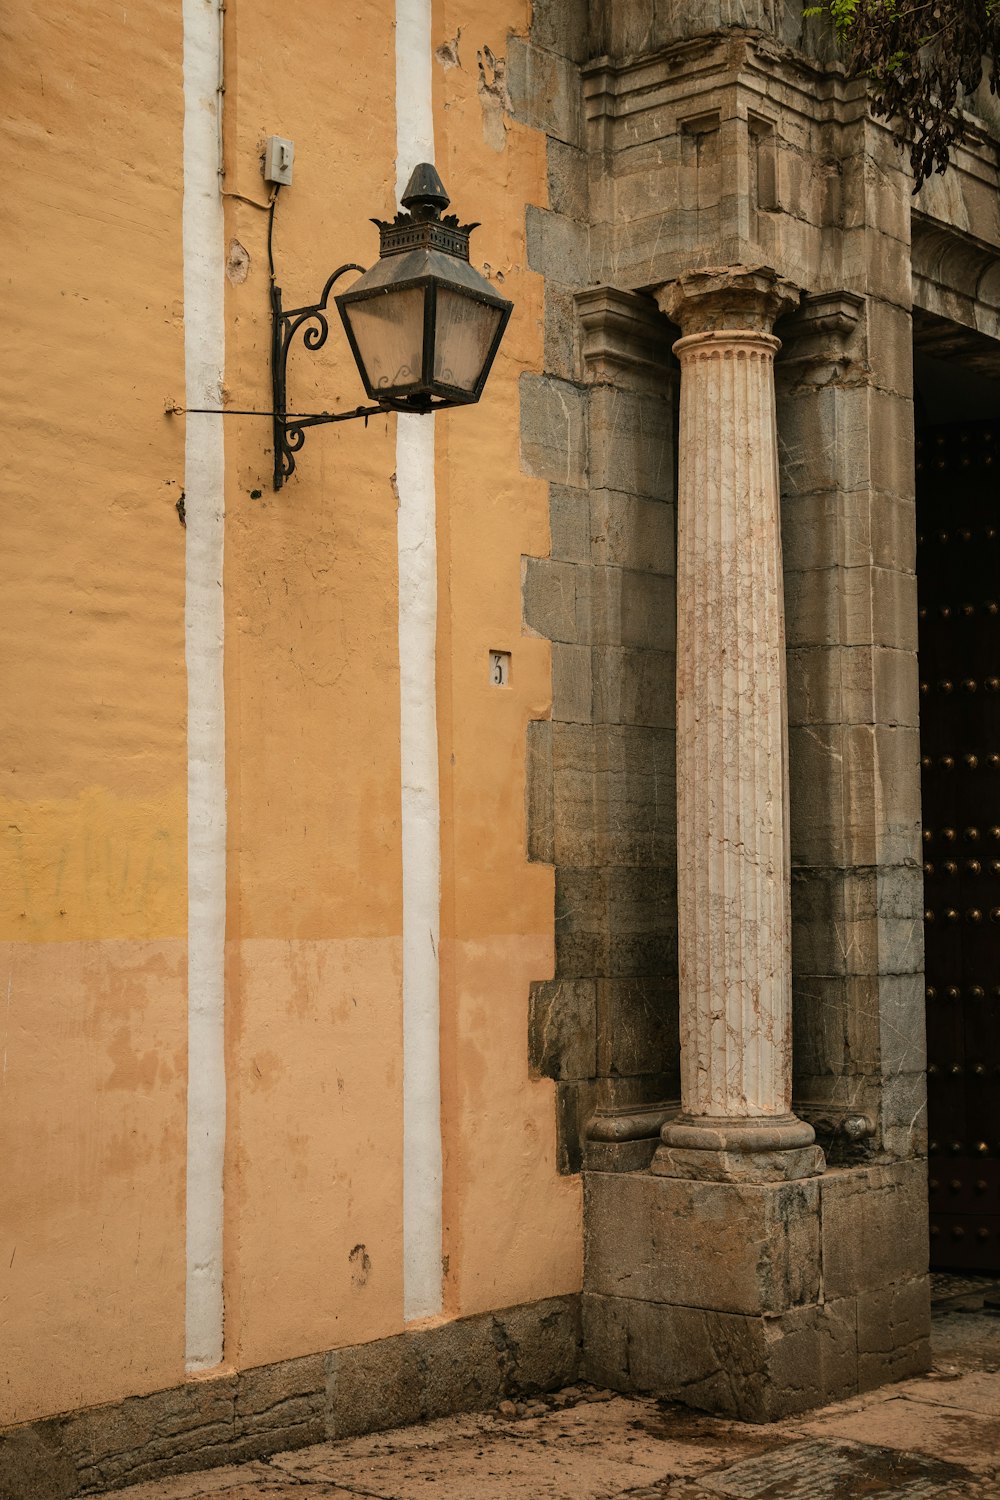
435,28,461,70
477,45,511,153
349,1243,372,1287
225,239,250,285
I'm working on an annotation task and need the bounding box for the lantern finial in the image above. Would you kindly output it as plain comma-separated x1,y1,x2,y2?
401,162,450,218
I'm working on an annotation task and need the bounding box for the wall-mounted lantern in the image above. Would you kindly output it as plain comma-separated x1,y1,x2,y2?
270,162,512,489
337,164,512,414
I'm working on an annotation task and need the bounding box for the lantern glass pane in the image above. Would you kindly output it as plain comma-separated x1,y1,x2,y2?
343,286,425,393
433,289,503,394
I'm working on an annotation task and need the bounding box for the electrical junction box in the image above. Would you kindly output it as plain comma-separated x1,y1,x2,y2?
263,136,294,186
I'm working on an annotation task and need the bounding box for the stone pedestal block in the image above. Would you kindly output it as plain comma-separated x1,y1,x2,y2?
583,1161,930,1421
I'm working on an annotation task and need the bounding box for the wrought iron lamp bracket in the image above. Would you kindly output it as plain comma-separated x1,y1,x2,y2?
270,263,382,490
167,165,509,492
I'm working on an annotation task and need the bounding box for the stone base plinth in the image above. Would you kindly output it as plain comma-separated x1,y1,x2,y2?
583,1161,930,1421
0,1297,581,1500
653,1144,826,1182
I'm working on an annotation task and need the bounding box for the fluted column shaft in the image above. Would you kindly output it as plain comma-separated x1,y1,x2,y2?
676,325,788,1115
654,268,824,1183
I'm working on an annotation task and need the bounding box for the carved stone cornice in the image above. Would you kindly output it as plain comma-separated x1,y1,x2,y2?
912,213,1000,337
913,217,995,294
575,285,675,391
777,288,865,382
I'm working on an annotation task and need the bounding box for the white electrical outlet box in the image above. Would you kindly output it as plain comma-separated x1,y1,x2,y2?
263,136,295,186
489,650,511,687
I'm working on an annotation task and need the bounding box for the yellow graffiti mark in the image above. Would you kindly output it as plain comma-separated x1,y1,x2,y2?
0,786,186,941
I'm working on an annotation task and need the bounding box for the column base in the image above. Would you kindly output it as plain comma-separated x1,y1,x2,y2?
653,1113,825,1182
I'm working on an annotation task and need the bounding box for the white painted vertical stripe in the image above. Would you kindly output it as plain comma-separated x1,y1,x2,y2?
182,0,227,1371
396,0,443,1323
395,0,435,201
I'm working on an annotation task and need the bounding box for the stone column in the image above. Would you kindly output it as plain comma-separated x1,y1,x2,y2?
652,266,825,1183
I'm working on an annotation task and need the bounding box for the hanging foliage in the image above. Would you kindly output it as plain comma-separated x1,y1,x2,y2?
804,1,1000,187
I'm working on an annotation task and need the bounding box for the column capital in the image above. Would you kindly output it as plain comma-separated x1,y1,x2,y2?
654,265,801,337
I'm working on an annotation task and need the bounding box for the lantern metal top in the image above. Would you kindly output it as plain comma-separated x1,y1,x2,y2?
400,162,450,215
371,163,479,264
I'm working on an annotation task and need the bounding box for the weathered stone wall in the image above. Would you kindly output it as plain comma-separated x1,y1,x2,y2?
511,0,1000,1425
515,7,932,1168
515,4,682,1174
590,0,838,60
0,1296,581,1500
773,116,924,1161
524,8,945,1166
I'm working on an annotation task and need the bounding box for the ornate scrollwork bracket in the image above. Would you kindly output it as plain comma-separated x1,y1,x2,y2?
270,264,383,491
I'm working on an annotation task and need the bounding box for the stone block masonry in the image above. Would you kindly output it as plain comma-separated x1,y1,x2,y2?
511,0,950,1419
583,1162,930,1421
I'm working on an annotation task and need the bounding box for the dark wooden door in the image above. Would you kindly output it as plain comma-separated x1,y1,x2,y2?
918,419,1000,1272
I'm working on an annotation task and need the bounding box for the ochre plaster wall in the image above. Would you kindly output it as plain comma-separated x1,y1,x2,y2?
220,0,580,1363
1,0,579,1426
218,0,405,1373
0,1,188,1423
432,1,582,1315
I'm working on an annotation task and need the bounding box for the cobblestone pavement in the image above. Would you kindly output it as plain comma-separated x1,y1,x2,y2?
96,1292,1000,1500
